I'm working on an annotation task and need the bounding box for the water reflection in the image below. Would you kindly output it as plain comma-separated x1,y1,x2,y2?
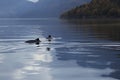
56,19,120,80
14,66,52,80
13,46,54,80
0,54,5,63
64,19,120,41
0,19,120,80
55,41,120,80
46,47,51,51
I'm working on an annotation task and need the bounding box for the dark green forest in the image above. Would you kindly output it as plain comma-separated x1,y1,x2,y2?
60,0,120,19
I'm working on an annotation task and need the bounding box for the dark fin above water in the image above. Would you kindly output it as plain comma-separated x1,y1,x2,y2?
25,38,41,44
25,40,36,43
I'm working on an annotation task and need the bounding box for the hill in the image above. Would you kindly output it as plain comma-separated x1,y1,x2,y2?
60,0,120,19
0,0,90,18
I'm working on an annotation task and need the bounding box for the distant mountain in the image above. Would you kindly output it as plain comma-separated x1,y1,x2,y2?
0,0,90,18
60,0,120,19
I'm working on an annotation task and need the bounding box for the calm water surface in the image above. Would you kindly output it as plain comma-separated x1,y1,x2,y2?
0,18,120,80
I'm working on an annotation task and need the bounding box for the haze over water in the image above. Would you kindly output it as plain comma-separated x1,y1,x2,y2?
0,18,120,80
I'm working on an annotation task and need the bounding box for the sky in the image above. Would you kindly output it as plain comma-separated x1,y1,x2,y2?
27,0,39,3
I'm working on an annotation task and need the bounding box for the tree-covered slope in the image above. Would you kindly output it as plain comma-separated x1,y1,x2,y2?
60,0,120,19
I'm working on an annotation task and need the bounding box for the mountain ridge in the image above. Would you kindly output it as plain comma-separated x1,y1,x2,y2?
0,0,90,18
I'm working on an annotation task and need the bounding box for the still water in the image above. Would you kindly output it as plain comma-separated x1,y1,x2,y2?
0,18,120,80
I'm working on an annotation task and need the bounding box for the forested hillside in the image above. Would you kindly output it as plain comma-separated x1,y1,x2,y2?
61,0,120,19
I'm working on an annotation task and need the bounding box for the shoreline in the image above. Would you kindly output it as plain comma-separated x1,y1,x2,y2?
60,18,120,25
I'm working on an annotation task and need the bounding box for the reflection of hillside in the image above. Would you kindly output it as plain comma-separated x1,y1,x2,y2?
89,24,120,41
64,19,120,41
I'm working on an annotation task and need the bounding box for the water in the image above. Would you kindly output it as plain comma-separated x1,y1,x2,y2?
0,18,120,80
